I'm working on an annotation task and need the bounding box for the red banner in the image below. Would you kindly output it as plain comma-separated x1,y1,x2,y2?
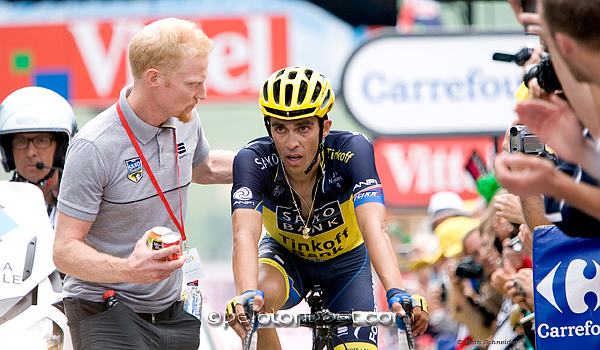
373,136,498,207
0,16,287,106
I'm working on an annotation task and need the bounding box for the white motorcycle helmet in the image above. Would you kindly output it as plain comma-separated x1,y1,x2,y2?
0,86,77,173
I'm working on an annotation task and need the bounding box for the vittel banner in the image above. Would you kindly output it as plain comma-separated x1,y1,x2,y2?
341,32,539,136
533,226,600,350
372,136,496,207
0,15,287,105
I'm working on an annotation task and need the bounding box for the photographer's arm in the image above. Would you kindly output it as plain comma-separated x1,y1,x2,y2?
519,195,551,231
495,153,600,222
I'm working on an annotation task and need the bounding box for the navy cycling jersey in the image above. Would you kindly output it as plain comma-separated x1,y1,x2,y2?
231,130,385,261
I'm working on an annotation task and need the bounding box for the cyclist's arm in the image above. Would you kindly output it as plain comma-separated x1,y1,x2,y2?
232,208,264,294
355,202,404,292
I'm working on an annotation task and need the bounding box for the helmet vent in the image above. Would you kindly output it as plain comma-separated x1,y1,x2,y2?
275,69,285,78
320,89,331,109
273,80,281,105
298,81,308,106
285,84,294,107
305,69,313,80
311,82,322,103
288,71,297,80
262,82,269,104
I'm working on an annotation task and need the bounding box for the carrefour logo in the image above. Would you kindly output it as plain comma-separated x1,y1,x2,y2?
537,259,600,314
537,259,600,340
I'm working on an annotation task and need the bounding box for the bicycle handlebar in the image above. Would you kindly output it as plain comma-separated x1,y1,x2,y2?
255,310,400,329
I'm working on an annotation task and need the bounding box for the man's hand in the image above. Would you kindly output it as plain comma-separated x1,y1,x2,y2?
515,95,588,165
518,224,533,254
494,153,559,197
504,268,535,312
122,230,185,284
494,193,525,225
491,259,517,295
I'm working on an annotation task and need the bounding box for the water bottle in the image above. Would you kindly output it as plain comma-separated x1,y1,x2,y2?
103,290,119,309
183,281,202,320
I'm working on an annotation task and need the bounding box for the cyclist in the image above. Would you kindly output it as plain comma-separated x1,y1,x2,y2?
0,86,77,228
228,66,429,349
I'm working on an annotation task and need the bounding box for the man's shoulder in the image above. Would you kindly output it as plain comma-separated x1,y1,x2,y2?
74,106,120,142
237,136,274,156
326,130,372,147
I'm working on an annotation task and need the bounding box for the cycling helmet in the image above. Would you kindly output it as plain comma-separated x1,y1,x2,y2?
0,86,77,172
260,67,335,175
260,66,334,121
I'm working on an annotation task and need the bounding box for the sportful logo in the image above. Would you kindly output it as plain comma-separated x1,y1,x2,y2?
177,142,186,159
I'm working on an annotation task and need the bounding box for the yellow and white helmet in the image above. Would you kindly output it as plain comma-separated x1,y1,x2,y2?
259,66,334,120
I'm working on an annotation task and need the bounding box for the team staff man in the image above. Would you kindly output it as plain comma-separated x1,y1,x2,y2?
53,18,234,349
228,66,428,349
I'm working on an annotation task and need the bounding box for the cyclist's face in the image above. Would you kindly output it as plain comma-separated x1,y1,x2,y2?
270,116,330,177
12,132,57,182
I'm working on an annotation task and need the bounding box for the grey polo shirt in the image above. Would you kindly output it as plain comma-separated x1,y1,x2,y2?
58,85,209,313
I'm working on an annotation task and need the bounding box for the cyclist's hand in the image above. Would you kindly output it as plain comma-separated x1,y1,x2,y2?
226,290,264,338
387,289,429,335
225,296,247,339
410,295,429,336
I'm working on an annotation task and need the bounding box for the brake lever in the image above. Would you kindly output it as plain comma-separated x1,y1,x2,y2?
401,299,415,350
243,300,259,350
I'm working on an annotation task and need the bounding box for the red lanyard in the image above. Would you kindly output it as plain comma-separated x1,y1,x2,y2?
116,102,186,241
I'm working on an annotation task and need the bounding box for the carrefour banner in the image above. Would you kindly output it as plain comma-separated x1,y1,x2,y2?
533,225,600,349
341,31,540,136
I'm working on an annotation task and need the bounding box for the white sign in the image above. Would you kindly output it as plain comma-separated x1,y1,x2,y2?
341,32,539,136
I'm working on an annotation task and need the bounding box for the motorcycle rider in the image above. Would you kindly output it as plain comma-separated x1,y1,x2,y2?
0,86,77,228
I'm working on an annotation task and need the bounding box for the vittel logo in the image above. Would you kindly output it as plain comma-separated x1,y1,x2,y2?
537,259,600,314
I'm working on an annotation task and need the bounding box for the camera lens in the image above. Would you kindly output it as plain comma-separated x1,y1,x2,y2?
510,127,519,137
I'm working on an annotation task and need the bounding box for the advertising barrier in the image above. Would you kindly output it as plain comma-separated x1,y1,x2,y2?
373,136,497,207
533,225,600,350
0,16,287,105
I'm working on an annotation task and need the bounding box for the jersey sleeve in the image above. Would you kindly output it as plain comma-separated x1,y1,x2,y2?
191,110,210,169
345,133,385,208
230,145,267,213
57,138,107,222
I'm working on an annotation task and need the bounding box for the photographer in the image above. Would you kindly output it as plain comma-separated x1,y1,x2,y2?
441,217,503,341
496,0,600,227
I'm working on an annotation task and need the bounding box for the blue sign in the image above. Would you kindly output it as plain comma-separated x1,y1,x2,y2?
533,226,600,349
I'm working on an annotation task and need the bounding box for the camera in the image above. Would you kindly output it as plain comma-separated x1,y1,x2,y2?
509,125,558,163
492,46,533,67
508,236,523,253
523,56,562,93
521,0,537,13
455,258,484,279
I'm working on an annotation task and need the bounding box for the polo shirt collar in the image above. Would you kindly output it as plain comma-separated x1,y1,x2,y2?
118,85,176,145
